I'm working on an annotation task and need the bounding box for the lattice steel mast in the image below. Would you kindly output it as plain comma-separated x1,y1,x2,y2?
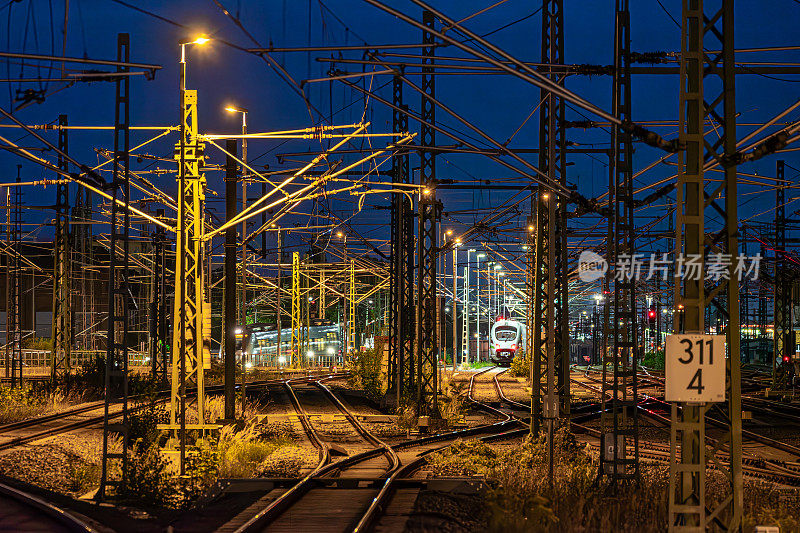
600,0,639,483
98,33,131,501
669,1,742,528
51,114,71,379
531,0,568,435
415,9,441,418
160,37,215,473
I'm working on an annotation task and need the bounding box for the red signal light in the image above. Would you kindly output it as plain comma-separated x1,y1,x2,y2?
648,310,656,319
783,355,791,363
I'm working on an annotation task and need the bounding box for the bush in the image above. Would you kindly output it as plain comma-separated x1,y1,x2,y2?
129,402,169,450
347,341,385,401
122,444,174,507
510,354,530,378
466,361,493,369
642,349,665,370
23,336,52,350
427,428,800,531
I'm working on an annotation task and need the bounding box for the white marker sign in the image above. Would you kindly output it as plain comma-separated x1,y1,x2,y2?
665,334,725,402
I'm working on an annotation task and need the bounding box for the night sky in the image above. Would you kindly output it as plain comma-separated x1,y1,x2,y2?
2,1,799,308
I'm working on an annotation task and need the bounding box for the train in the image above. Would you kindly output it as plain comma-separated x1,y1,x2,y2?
490,319,526,366
228,319,344,367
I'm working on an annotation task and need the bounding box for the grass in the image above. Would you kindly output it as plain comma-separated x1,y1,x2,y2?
217,423,291,478
464,361,493,370
426,429,800,532
0,383,72,424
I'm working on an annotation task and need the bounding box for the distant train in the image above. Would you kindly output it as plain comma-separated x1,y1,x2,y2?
227,319,344,367
490,319,526,366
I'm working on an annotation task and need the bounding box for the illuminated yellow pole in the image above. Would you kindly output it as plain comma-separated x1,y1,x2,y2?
160,37,215,472
291,252,301,368
349,259,356,357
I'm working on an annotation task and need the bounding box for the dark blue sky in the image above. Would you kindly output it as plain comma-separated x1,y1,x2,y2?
2,1,799,305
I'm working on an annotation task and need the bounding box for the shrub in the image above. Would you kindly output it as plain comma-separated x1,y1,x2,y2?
23,336,53,350
65,463,100,494
642,349,665,370
129,402,168,450
467,361,493,369
347,341,385,401
122,444,174,507
510,354,530,378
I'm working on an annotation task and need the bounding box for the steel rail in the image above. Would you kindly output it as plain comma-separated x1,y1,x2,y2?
0,480,98,532
314,379,400,472
0,373,350,451
234,368,523,532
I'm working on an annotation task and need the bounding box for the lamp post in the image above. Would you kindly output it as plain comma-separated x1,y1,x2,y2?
225,104,249,414
452,235,460,371
225,105,248,329
176,35,209,473
473,253,485,361
498,271,506,318
463,249,476,364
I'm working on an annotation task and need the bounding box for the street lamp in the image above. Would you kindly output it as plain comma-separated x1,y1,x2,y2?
451,239,460,370
463,248,476,364
176,35,210,470
475,253,486,361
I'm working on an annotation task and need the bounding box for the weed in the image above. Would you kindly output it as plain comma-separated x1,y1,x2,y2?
217,423,289,478
122,443,174,508
427,428,800,531
0,383,69,423
642,349,665,370
65,463,100,494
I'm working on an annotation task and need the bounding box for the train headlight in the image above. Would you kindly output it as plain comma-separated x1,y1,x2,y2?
327,347,335,354
307,350,315,358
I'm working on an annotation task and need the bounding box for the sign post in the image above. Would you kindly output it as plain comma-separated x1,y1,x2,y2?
666,334,726,403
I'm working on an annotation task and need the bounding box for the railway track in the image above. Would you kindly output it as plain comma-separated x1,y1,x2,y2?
571,367,800,485
222,367,525,532
0,372,350,453
0,480,97,532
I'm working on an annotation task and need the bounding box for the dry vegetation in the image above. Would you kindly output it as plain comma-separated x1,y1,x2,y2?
426,429,800,532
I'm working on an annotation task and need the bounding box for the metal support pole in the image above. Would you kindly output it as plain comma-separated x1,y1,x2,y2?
452,247,457,370
774,160,790,390
6,168,21,386
276,229,282,365
291,252,301,367
149,208,167,383
531,0,567,436
669,1,742,529
600,0,639,483
98,33,131,501
224,139,237,421
415,9,440,419
51,114,71,379
160,39,216,472
350,259,356,353
387,72,410,403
